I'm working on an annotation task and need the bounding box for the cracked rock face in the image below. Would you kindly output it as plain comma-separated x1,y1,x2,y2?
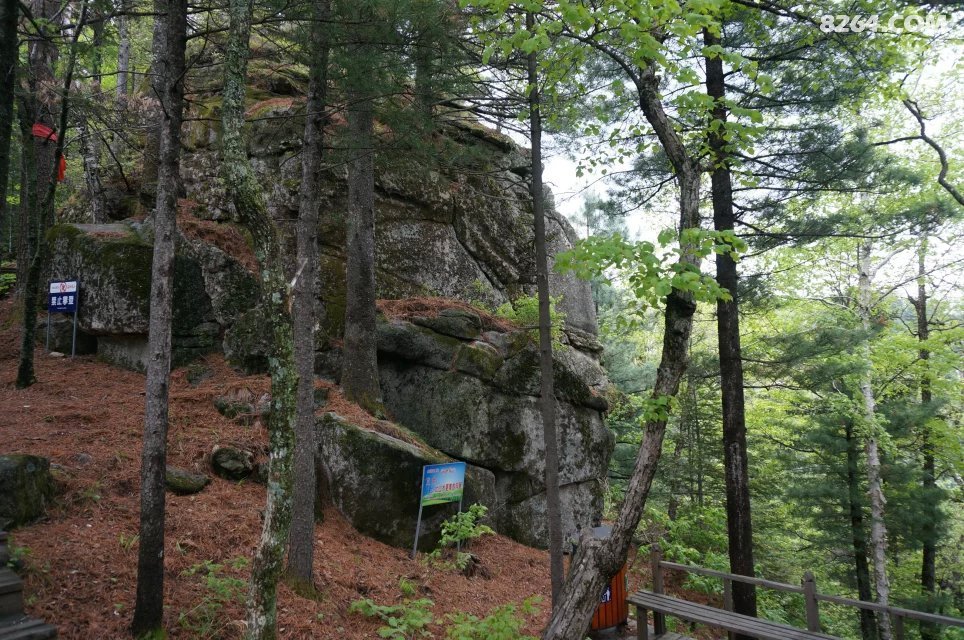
177,106,599,337
374,318,614,549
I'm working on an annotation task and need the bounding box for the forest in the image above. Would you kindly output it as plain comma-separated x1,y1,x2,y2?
0,0,961,638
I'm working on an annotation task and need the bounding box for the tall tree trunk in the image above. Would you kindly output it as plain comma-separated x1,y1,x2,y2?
915,229,939,640
81,16,106,222
341,34,381,411
543,63,701,640
0,0,17,246
704,29,757,631
16,0,59,295
527,10,564,607
222,0,297,636
846,420,879,640
286,0,330,586
130,0,187,633
857,239,893,640
112,4,130,159
16,0,85,388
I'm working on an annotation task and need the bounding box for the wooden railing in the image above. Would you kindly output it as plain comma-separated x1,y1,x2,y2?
649,544,964,639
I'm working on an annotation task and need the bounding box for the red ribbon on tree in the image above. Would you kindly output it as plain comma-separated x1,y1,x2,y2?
30,123,67,182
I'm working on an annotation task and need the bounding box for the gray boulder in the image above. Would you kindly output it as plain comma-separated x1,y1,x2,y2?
165,466,211,495
46,224,252,371
0,455,53,528
211,446,255,481
375,319,613,548
317,412,496,550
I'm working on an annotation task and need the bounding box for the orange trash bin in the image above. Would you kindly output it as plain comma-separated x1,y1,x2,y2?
589,525,629,631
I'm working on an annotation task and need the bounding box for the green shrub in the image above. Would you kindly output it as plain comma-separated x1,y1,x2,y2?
349,578,435,639
494,294,566,347
177,557,248,638
427,504,494,571
445,597,542,640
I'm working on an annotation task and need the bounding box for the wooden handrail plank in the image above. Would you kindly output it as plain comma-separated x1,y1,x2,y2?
628,591,836,640
659,561,805,594
655,559,964,630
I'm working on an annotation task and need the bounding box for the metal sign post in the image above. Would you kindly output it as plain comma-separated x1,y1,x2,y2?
47,279,80,356
411,461,467,559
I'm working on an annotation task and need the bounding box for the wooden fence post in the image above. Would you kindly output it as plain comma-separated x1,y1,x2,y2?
894,614,905,640
651,544,666,636
724,578,735,640
802,571,821,632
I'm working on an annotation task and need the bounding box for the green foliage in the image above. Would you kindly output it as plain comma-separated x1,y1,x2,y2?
427,504,494,571
177,557,249,639
555,229,745,321
645,506,730,595
6,544,30,571
444,596,542,640
349,579,435,639
494,294,566,347
0,272,14,299
118,532,139,551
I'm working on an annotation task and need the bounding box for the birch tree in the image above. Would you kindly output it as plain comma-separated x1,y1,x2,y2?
221,0,298,635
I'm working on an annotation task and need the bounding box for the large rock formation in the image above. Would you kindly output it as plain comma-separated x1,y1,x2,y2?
47,94,613,548
317,412,497,550
371,314,612,547
171,75,598,336
46,223,256,371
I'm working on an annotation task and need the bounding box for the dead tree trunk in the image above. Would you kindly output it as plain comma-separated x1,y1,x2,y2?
0,0,17,245
16,0,85,388
340,35,381,412
846,420,879,640
80,16,106,222
914,229,939,640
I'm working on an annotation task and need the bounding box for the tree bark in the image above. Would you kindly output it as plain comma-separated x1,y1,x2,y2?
704,29,757,632
286,0,330,586
130,0,187,633
915,229,939,640
0,0,17,244
222,0,298,636
81,16,106,223
856,239,892,640
527,11,564,607
543,62,701,640
112,5,130,160
341,36,381,411
846,420,879,640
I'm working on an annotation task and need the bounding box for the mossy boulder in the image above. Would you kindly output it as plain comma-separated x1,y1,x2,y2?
165,467,211,495
47,224,256,370
374,318,613,548
317,412,496,550
47,224,152,335
412,308,482,340
0,455,53,528
211,446,256,481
